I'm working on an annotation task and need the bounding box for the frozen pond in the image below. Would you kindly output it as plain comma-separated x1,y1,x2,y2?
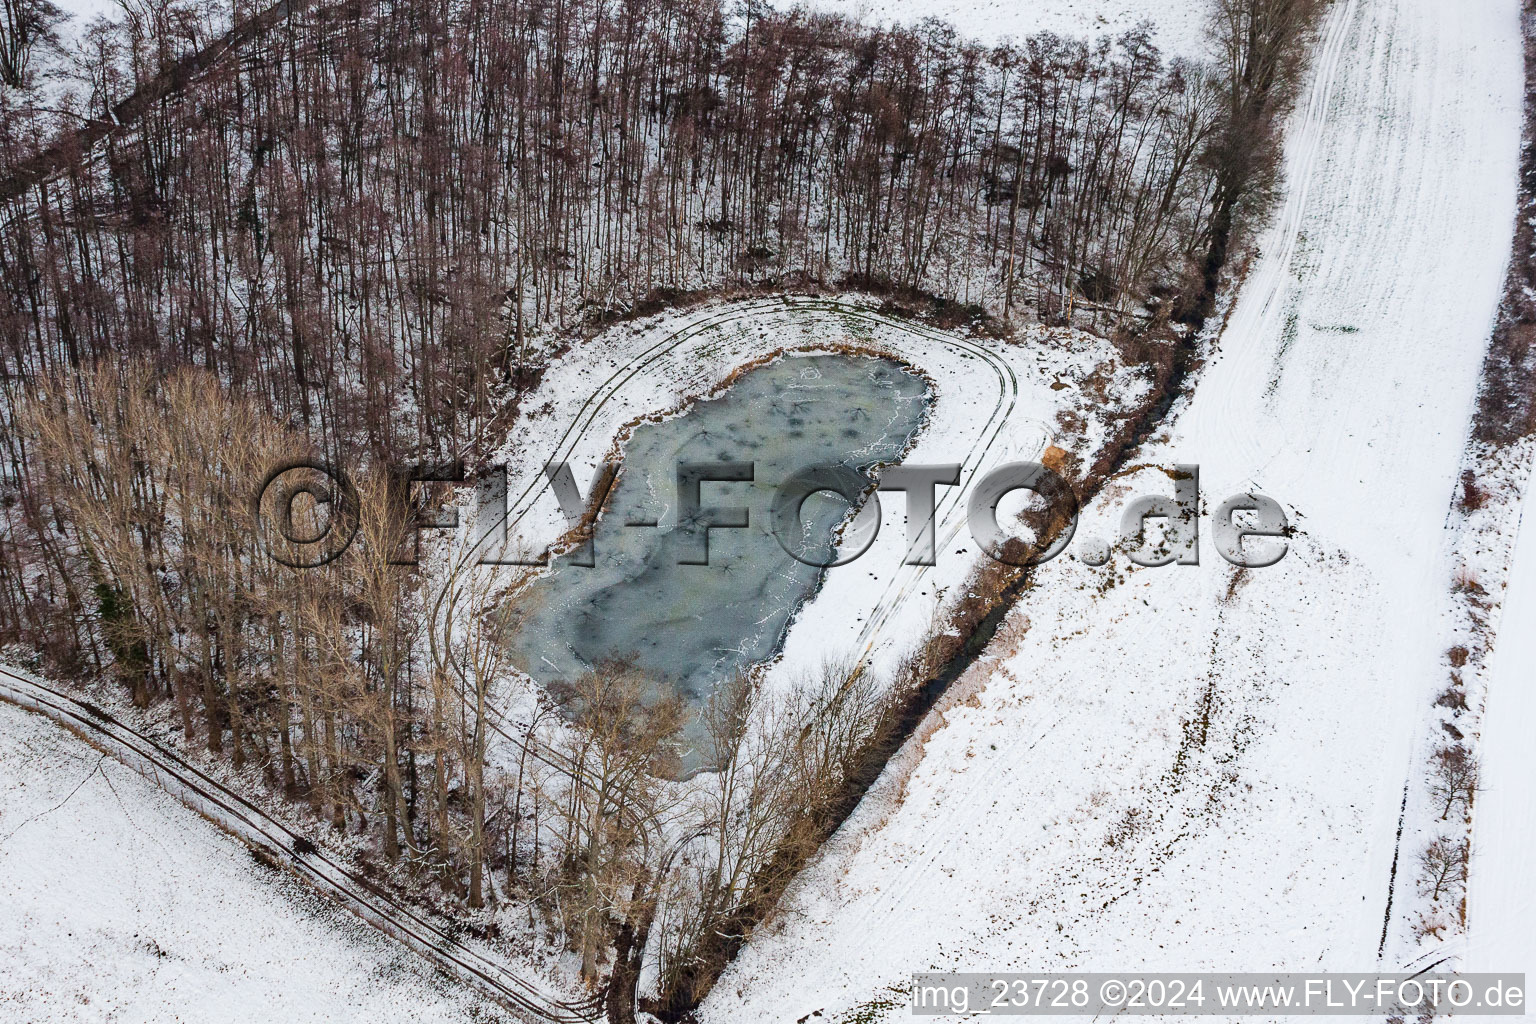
507,353,930,757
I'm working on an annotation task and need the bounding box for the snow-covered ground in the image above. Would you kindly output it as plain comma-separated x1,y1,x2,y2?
47,0,130,51
49,0,118,31
778,0,1212,58
698,1,1524,1020
1465,498,1536,985
0,701,504,1024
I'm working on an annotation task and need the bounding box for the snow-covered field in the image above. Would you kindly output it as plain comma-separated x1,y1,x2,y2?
778,0,1212,58
0,701,503,1024
698,1,1525,1020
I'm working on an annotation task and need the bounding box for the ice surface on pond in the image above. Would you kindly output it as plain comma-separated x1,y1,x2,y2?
508,353,930,755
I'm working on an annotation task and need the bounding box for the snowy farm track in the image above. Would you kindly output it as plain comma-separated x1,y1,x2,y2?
0,666,603,1024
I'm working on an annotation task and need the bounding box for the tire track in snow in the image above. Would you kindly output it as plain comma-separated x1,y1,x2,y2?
1209,0,1357,474
0,667,603,1024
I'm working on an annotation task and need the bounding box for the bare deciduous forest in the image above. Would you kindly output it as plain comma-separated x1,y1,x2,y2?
0,0,1320,1019
0,0,1243,457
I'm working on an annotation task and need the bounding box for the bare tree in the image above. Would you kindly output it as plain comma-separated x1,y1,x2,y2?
1430,744,1479,821
1418,834,1468,904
